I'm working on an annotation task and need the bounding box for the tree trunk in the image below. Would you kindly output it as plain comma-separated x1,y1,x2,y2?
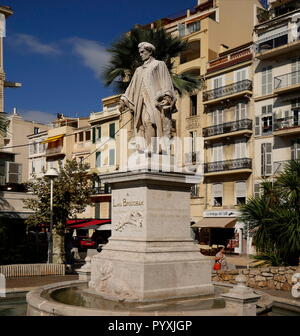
52,229,65,264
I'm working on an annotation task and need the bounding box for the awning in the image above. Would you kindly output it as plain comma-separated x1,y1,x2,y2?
192,217,236,228
42,134,64,144
67,218,111,229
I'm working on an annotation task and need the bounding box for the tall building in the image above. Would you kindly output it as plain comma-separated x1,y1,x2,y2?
252,0,300,194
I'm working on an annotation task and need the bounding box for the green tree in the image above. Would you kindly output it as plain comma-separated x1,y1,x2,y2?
239,161,300,266
23,159,94,264
103,27,203,94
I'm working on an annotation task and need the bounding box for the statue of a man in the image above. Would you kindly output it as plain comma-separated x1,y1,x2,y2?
119,42,177,154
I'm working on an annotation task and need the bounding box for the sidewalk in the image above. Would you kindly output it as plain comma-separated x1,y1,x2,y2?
6,274,79,292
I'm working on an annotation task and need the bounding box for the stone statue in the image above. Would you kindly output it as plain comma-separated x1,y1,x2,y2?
119,42,177,154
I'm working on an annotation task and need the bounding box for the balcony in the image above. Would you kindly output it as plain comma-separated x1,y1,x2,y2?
203,119,252,139
46,146,63,157
204,158,252,176
274,70,300,95
255,29,300,60
91,185,111,197
203,80,252,105
274,116,300,136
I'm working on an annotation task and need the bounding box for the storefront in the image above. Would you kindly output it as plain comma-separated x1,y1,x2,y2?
192,210,252,255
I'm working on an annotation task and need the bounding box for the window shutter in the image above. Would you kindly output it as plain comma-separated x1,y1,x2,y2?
6,162,22,183
109,148,115,166
95,152,101,168
265,143,272,175
178,23,185,37
109,123,115,139
255,117,261,136
254,183,260,198
97,127,102,140
236,181,246,199
212,183,223,198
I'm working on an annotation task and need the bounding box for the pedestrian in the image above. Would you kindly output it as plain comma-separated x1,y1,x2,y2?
213,246,228,271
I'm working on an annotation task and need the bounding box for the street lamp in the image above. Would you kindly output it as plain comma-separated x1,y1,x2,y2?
45,168,59,263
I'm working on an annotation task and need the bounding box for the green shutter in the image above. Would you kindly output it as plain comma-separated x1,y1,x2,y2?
109,123,115,139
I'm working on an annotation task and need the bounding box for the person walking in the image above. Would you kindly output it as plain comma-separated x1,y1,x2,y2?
213,246,228,271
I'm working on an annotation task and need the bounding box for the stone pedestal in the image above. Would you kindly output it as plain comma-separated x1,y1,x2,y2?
89,170,213,302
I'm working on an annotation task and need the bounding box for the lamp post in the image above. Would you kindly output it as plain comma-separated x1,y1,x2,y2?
45,168,59,264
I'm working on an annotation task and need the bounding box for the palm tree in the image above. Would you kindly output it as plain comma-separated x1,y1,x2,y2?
103,27,203,95
239,161,300,266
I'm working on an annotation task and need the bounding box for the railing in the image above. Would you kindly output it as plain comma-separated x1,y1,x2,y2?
46,146,63,156
274,70,300,90
203,119,252,137
254,27,300,54
208,48,252,70
274,116,300,131
0,264,65,278
203,80,252,102
204,158,252,173
92,186,111,195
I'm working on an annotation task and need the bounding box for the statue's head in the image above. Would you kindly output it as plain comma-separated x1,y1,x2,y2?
138,42,155,62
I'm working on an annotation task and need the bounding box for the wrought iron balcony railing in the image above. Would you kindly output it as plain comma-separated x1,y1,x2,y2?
274,116,300,131
203,119,252,137
274,70,300,90
203,80,252,102
204,158,252,173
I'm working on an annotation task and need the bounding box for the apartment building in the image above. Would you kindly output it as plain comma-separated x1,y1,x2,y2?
43,114,89,171
200,42,254,254
88,95,121,220
253,0,300,194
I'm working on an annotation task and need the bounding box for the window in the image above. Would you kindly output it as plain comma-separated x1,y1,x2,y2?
212,183,223,206
235,181,246,205
292,139,300,160
191,184,199,198
235,103,247,120
109,123,115,139
235,68,247,82
262,104,272,115
255,116,261,136
178,23,185,37
96,152,101,168
212,143,223,162
190,95,197,116
34,127,39,135
109,148,115,166
234,140,247,159
213,76,223,89
261,143,272,176
86,131,91,141
291,57,300,85
31,160,35,174
187,21,200,34
95,202,100,218
254,183,260,198
262,66,272,95
212,108,223,125
97,127,102,140
262,116,273,134
79,132,84,142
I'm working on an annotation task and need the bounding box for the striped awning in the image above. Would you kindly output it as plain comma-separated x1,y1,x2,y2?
66,218,111,229
42,134,64,144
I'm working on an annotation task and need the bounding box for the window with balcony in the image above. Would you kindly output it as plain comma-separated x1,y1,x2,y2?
190,95,197,116
261,142,272,176
235,68,247,82
234,140,247,159
262,66,273,95
212,183,223,207
212,108,223,126
180,41,200,64
212,143,223,162
235,103,247,120
235,181,246,205
291,57,300,85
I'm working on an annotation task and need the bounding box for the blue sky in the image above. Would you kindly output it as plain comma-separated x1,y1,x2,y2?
3,0,196,124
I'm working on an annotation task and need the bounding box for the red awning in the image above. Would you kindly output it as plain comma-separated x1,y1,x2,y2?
67,219,111,229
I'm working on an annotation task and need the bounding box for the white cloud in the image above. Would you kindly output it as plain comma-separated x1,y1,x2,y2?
68,37,110,78
11,34,61,56
19,110,56,124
